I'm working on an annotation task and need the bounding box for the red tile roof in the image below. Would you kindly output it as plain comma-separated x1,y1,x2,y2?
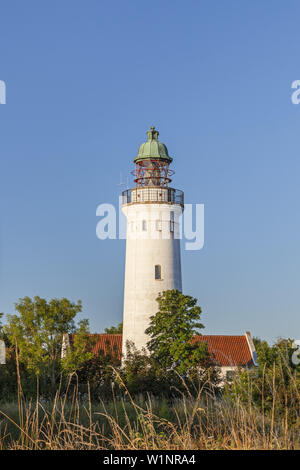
69,333,254,367
192,335,254,367
91,334,122,360
69,333,122,360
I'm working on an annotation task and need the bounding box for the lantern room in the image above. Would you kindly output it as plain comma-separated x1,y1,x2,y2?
132,126,174,187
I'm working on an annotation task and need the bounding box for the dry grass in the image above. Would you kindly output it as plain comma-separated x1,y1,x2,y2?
0,368,299,450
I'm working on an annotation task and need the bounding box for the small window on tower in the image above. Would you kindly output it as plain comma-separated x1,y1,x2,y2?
155,265,161,280
142,220,147,231
170,211,175,232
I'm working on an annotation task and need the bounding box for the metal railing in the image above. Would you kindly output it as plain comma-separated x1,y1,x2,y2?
122,187,184,206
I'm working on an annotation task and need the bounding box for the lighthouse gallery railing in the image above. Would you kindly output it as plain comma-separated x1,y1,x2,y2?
122,187,184,207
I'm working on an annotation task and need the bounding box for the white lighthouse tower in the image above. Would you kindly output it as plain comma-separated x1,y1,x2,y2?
121,126,184,356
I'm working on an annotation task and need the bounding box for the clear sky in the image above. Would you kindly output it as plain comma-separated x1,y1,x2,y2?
0,1,299,343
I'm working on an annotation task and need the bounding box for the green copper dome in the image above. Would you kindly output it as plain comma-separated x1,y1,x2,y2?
134,126,173,164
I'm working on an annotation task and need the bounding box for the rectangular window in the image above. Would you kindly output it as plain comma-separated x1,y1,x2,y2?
155,265,161,280
142,220,147,231
170,211,174,232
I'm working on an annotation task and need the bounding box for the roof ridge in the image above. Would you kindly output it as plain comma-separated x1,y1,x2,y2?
194,334,246,338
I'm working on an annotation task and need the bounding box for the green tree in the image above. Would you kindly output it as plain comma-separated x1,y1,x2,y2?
4,296,83,393
145,290,209,375
104,322,123,334
76,343,121,400
62,329,122,400
224,337,300,424
0,313,3,340
61,319,94,375
121,341,220,398
120,342,179,397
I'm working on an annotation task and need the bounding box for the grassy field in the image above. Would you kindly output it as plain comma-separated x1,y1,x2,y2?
0,377,299,450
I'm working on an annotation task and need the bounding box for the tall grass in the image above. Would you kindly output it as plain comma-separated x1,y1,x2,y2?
0,367,299,450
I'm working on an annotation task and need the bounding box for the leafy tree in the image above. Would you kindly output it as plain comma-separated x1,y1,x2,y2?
62,327,122,399
120,341,220,398
224,337,300,424
61,319,94,375
0,313,4,350
76,343,121,400
104,322,123,334
145,290,209,375
120,342,178,396
4,296,83,393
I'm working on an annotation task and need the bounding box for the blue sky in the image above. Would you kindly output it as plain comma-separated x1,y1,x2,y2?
0,0,299,343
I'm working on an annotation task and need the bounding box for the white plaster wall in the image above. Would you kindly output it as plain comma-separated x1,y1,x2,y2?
122,202,183,356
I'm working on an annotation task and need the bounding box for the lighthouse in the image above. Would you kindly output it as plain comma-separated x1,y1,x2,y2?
121,126,184,356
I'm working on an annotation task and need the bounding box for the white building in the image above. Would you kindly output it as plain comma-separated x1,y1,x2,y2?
121,126,184,355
